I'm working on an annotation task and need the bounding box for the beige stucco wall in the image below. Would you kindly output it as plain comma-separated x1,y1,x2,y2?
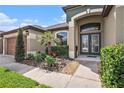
3,31,27,38
27,29,44,53
103,6,116,46
0,37,3,53
104,6,124,46
116,6,124,44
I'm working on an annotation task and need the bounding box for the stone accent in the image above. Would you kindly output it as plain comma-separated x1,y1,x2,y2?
68,21,75,58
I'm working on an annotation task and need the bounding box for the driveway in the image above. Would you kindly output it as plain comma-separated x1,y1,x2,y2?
0,55,101,88
0,55,34,74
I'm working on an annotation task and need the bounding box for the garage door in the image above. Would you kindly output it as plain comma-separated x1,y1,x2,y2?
7,37,16,55
7,37,27,55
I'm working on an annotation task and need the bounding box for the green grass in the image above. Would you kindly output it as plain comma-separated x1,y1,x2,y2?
0,67,50,88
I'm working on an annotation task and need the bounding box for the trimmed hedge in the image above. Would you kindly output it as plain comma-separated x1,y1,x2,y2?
101,44,124,88
51,46,69,58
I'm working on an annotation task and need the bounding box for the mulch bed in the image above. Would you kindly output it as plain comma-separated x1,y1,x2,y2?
23,60,40,67
23,58,69,72
22,58,79,75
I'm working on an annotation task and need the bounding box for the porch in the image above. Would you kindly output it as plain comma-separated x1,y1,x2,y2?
75,55,100,62
75,55,100,74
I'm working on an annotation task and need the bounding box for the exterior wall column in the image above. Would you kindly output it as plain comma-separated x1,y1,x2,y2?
116,6,124,44
3,38,7,55
75,23,79,57
68,21,75,58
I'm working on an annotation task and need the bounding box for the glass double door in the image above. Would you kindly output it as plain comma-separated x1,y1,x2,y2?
80,33,100,54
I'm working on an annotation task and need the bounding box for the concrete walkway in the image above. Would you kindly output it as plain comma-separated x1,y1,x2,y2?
67,64,101,88
0,55,101,88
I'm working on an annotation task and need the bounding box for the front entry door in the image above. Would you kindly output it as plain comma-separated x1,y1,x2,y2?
80,33,100,55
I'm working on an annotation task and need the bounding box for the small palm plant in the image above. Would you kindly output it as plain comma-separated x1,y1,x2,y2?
39,32,54,54
45,55,56,67
39,32,62,55
54,38,62,46
40,32,54,46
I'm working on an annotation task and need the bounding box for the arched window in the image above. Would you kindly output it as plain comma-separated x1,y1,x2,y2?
55,31,67,45
80,23,101,32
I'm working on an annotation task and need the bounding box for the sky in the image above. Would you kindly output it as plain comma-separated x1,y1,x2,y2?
0,5,66,31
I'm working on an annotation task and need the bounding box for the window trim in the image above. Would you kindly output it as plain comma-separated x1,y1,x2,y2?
80,23,101,32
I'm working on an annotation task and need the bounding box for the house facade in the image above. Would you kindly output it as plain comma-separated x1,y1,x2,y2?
0,23,68,55
0,5,124,59
63,5,124,58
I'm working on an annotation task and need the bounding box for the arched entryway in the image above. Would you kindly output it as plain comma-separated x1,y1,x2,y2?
68,11,103,58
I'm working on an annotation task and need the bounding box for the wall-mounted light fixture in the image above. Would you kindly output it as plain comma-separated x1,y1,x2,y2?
25,30,29,36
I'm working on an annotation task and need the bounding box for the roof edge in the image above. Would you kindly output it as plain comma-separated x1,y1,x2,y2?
63,5,82,12
102,5,113,17
47,26,68,31
3,25,45,35
46,22,68,31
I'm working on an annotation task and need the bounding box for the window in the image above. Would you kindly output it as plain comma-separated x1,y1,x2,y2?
56,32,67,45
80,23,101,32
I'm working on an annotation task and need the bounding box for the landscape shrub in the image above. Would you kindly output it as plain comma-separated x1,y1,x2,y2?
45,55,56,66
27,52,46,62
34,52,43,62
15,28,25,62
40,53,47,61
101,44,124,88
27,53,35,60
51,45,69,58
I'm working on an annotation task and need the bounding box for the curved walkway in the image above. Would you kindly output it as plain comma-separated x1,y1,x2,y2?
0,55,101,88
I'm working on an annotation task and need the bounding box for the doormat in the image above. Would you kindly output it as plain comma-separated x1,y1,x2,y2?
87,55,97,58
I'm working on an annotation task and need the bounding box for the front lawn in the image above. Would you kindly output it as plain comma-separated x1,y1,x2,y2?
0,67,50,88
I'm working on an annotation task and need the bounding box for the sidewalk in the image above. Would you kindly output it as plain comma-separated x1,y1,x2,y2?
24,64,101,88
